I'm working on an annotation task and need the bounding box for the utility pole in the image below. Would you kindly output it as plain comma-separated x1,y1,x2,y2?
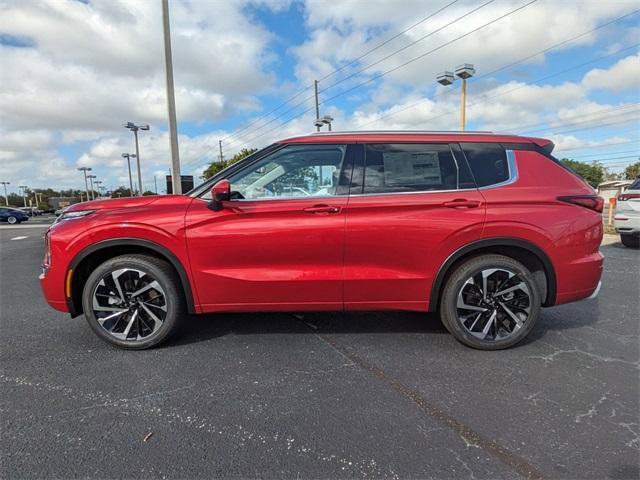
124,122,149,196
77,167,91,201
218,140,224,163
162,0,181,194
314,80,320,132
0,181,9,206
154,175,158,194
19,185,28,207
122,153,136,195
87,175,96,200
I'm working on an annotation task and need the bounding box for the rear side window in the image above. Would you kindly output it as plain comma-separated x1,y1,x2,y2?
629,178,640,190
363,143,463,194
460,143,509,187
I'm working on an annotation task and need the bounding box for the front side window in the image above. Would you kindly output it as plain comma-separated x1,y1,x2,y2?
226,144,346,200
363,143,461,194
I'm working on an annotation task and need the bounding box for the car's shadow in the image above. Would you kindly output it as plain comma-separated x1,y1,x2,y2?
166,300,601,348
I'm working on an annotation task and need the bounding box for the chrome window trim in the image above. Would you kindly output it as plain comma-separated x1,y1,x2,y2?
349,187,478,198
477,149,518,190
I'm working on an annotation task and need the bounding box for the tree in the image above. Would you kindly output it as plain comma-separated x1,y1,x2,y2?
111,186,133,197
142,190,157,196
624,161,640,180
203,148,258,179
559,159,604,187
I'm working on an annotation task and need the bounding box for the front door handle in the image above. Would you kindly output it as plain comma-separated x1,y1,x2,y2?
303,204,341,214
443,199,481,208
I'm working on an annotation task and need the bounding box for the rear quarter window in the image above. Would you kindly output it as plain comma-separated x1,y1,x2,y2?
460,143,509,187
629,178,640,190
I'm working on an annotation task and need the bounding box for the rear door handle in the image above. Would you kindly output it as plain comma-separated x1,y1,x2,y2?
443,199,481,208
303,204,341,214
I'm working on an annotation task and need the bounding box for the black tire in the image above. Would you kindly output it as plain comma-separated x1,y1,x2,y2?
7,216,17,224
620,234,640,249
81,254,185,349
439,254,541,350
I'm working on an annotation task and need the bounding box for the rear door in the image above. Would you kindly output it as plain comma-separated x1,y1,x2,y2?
343,142,486,311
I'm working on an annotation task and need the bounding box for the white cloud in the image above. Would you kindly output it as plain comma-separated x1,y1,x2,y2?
582,54,640,92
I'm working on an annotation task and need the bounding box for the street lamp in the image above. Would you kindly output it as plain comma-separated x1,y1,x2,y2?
123,122,149,196
122,153,136,196
314,115,334,132
19,185,28,208
94,180,103,198
77,167,92,201
0,181,9,206
437,63,475,131
87,175,96,200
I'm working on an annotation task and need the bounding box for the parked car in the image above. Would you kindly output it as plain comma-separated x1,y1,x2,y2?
18,207,42,216
614,177,640,248
0,207,29,224
40,131,604,350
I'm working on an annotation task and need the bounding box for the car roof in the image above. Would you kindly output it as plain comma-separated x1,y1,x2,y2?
279,131,551,148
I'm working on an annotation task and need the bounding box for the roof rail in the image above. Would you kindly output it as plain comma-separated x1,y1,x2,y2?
307,130,494,135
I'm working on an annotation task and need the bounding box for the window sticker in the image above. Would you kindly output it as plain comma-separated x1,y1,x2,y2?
382,152,442,186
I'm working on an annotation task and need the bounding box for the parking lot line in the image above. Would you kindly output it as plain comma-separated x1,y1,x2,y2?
10,236,29,241
0,224,50,229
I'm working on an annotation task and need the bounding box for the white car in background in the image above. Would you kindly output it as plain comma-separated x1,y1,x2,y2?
614,177,640,249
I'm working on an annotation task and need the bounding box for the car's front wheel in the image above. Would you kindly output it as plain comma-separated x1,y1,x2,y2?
81,254,185,349
620,234,639,249
7,216,18,224
439,254,541,350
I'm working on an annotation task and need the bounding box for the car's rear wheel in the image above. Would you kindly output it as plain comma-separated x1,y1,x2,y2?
439,254,541,350
7,216,18,224
81,254,185,349
620,234,639,249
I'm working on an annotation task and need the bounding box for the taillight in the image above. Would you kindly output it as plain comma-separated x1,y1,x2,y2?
558,195,604,213
618,193,640,201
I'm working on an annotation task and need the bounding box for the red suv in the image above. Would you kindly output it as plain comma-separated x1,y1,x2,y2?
40,132,604,350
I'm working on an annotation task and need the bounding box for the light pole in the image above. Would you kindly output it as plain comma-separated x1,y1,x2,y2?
0,181,9,206
436,63,475,131
94,180,102,198
87,175,96,200
124,122,149,196
77,167,92,201
122,153,136,196
19,185,28,208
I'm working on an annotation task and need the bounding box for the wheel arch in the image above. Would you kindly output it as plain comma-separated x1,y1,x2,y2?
428,237,557,312
67,238,196,317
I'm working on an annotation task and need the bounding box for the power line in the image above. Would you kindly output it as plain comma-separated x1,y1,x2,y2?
319,0,538,106
364,42,639,129
217,0,539,153
359,9,640,127
318,0,495,93
318,0,461,82
218,1,463,149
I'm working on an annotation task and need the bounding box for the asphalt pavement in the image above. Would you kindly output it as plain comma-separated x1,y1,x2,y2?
1,221,638,479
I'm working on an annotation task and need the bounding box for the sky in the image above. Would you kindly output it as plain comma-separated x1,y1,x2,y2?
1,0,639,194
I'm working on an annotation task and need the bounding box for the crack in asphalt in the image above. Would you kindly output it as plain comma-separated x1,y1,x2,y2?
301,320,546,480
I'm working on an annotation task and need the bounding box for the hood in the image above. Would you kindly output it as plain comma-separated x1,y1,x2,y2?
66,195,182,212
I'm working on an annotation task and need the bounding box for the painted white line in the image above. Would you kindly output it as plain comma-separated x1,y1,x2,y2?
0,224,51,229
10,236,29,241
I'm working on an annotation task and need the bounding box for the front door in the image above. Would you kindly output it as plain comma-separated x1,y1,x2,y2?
185,143,351,312
344,142,486,311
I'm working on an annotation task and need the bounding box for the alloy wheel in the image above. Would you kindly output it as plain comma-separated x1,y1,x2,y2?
91,268,167,341
7,216,17,224
456,268,531,341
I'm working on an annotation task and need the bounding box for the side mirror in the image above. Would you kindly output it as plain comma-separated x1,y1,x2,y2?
209,179,231,211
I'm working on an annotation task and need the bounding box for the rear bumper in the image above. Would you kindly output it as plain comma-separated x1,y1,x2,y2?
554,251,604,306
614,211,640,235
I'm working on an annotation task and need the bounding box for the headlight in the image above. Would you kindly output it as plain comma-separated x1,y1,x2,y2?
54,210,95,223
